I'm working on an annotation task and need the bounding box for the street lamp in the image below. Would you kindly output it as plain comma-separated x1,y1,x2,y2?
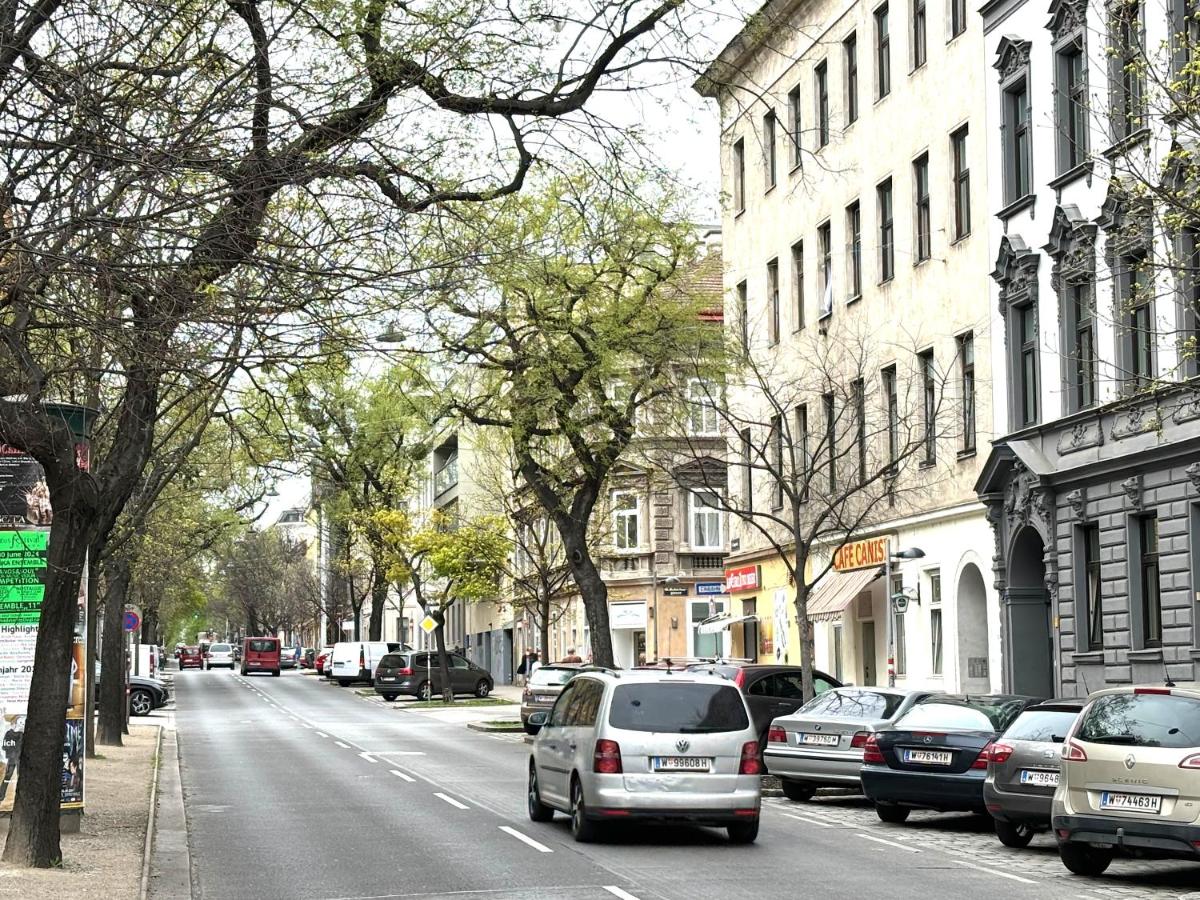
884,543,925,687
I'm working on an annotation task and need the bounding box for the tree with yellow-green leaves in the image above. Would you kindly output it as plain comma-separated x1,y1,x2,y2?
373,509,508,703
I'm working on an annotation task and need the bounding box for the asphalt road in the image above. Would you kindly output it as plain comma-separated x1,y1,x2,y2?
170,669,1200,900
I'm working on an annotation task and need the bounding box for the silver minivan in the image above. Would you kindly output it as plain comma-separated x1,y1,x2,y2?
526,670,763,844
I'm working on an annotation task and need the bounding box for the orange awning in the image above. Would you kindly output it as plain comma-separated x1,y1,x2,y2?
807,566,883,622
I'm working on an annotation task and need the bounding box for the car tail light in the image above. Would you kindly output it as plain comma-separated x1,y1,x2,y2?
734,669,747,689
982,742,1014,766
850,731,870,749
594,739,623,774
1135,687,1171,695
739,741,762,775
396,667,413,676
1179,753,1200,769
972,743,992,769
767,726,787,744
1062,738,1088,762
359,648,366,670
862,734,885,764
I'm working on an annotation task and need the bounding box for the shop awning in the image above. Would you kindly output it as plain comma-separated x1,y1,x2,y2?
696,613,759,634
807,566,883,622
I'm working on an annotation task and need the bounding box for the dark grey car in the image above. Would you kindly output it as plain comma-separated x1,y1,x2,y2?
983,699,1085,847
520,665,579,734
373,651,494,701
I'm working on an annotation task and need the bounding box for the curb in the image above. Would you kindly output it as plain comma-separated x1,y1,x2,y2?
466,721,526,733
138,724,164,900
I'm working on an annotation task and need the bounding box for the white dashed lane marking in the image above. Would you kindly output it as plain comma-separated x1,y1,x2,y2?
499,826,553,853
856,833,921,853
389,769,415,783
434,792,470,810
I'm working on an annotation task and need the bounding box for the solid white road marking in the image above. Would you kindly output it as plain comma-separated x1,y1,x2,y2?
602,887,641,900
499,826,553,853
434,792,470,810
388,769,415,783
950,858,1038,885
335,741,350,749
856,833,921,853
359,752,377,763
782,812,832,827
316,731,328,738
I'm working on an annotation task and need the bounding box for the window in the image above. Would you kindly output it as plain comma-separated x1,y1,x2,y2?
920,349,936,464
788,85,803,168
1018,303,1039,425
958,332,976,453
1003,80,1031,203
763,109,778,189
815,61,830,147
875,4,891,99
1135,515,1161,648
878,179,894,281
844,33,859,124
913,154,930,262
1121,255,1154,388
739,428,753,510
1183,227,1200,378
1067,281,1097,410
853,377,866,484
912,0,926,69
791,240,805,331
690,491,723,549
1079,522,1103,650
929,571,942,676
818,222,833,318
687,378,720,435
737,280,749,354
951,0,967,37
613,492,640,550
733,138,746,212
1111,0,1145,141
951,126,970,240
847,201,862,299
882,365,899,471
769,415,784,509
797,404,810,502
767,258,780,346
1055,40,1087,172
833,623,844,682
823,392,837,491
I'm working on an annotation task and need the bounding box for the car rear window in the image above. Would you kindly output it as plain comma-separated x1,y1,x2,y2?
897,699,1027,732
1077,692,1200,749
799,689,904,719
248,639,277,652
379,654,409,668
1002,708,1079,742
210,644,230,652
608,683,750,734
529,668,575,686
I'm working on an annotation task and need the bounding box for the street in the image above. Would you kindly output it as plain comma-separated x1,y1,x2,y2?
168,671,1200,900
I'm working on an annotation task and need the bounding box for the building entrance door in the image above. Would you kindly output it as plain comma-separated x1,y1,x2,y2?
861,621,877,685
1007,527,1054,697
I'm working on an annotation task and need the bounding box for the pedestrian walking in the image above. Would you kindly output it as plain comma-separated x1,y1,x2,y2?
516,650,531,686
528,651,542,676
560,648,583,664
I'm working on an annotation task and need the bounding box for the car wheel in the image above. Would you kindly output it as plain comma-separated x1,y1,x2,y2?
239,667,247,676
271,669,280,677
727,818,759,844
129,689,153,717
418,681,433,702
528,765,554,823
381,693,398,702
1058,840,1113,877
781,780,817,802
994,818,1036,848
874,802,910,824
475,679,491,698
570,779,598,843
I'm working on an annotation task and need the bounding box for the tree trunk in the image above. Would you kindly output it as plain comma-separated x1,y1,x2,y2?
560,528,613,667
97,555,131,747
432,608,454,704
367,568,386,641
2,505,89,867
84,552,99,759
792,580,816,701
538,585,551,663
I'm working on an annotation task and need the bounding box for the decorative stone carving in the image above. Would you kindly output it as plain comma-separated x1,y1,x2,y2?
1056,419,1104,455
1111,403,1160,441
1172,389,1200,424
1044,205,1098,291
1066,489,1086,519
1004,461,1055,540
993,36,1032,80
1121,474,1143,510
1046,0,1086,40
982,497,1008,593
1186,462,1200,491
992,238,1041,354
1096,179,1152,256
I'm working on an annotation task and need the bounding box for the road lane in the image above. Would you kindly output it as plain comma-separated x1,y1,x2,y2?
174,668,1061,900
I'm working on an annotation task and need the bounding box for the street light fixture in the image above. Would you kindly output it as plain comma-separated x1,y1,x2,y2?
884,543,925,687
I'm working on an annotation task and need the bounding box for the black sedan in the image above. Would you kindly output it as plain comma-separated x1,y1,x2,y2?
685,662,842,745
95,668,171,717
860,693,1043,823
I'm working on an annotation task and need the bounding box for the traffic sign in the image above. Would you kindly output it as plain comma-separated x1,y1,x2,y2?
122,607,142,633
419,615,437,635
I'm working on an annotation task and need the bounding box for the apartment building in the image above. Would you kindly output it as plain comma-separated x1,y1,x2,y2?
698,0,1002,690
976,0,1200,693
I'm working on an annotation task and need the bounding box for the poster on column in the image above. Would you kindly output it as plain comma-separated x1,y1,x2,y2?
0,442,86,812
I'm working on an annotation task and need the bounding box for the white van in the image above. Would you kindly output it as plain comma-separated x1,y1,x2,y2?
329,642,394,686
134,643,159,678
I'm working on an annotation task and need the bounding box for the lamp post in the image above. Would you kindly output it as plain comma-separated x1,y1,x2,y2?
883,541,926,687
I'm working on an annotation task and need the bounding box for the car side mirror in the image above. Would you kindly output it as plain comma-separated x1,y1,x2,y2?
528,711,549,727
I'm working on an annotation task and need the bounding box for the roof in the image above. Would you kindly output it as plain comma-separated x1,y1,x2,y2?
694,0,807,99
685,246,724,321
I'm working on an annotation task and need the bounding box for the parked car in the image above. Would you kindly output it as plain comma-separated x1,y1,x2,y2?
982,698,1085,847
521,665,580,733
1053,683,1200,877
373,650,494,700
178,646,204,669
526,669,763,843
331,641,394,687
685,662,842,745
315,647,333,675
240,636,281,676
860,693,1043,823
95,667,170,717
280,647,298,670
204,642,236,670
764,687,929,800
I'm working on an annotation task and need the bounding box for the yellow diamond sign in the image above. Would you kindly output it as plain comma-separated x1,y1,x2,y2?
419,615,437,634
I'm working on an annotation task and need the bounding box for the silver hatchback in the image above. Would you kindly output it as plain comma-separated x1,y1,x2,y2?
526,670,763,843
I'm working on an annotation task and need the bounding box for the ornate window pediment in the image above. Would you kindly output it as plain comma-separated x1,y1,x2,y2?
1045,0,1086,40
994,36,1032,79
992,235,1041,311
1044,204,1097,286
1096,179,1151,254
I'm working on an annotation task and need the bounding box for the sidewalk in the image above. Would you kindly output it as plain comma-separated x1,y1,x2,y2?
0,725,159,899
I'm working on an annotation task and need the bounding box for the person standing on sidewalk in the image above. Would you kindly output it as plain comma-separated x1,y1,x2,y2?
560,648,583,664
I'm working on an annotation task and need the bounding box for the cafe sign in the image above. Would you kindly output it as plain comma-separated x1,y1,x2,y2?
724,564,761,594
833,536,888,572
